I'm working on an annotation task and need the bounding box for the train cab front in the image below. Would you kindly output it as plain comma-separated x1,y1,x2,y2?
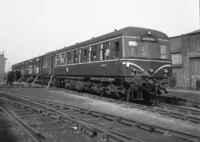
121,30,172,101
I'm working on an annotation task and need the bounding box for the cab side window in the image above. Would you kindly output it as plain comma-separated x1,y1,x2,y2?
115,41,120,58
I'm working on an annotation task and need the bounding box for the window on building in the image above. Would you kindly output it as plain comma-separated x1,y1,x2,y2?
90,45,98,61
172,53,182,65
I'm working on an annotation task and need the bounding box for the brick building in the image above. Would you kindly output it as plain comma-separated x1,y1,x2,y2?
169,29,200,90
0,53,6,81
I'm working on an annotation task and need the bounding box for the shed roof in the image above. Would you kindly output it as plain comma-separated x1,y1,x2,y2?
170,29,200,39
185,29,200,35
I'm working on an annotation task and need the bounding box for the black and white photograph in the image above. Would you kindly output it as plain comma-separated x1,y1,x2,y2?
0,0,200,141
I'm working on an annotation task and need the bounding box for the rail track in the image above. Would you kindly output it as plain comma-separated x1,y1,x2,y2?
47,88,200,125
0,91,200,142
0,98,98,141
165,94,200,107
4,83,200,124
0,106,44,142
2,85,200,125
13,81,200,107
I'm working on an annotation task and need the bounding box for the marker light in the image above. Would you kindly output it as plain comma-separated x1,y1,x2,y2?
163,69,168,73
147,31,151,35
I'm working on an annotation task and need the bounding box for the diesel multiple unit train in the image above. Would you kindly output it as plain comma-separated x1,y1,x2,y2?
12,27,172,102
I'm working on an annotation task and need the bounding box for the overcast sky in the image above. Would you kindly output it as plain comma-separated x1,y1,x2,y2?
0,0,199,70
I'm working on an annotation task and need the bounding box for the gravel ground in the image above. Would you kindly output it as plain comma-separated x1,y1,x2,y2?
1,87,200,138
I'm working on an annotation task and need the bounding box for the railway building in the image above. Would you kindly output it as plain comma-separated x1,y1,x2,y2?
169,29,200,90
0,52,6,81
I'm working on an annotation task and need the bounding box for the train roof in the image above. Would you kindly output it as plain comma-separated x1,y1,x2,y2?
12,26,168,66
57,26,168,53
42,50,57,56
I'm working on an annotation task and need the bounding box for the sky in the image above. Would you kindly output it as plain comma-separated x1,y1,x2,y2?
0,0,199,71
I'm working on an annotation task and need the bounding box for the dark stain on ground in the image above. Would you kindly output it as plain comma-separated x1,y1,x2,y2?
0,111,17,142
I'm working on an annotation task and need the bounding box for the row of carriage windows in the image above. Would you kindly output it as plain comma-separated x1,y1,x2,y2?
17,40,120,69
55,41,120,65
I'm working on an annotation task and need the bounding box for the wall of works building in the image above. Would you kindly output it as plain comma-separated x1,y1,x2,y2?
169,30,200,90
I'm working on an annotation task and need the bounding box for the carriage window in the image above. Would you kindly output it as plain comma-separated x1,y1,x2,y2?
44,57,48,67
81,48,88,62
102,42,110,60
43,58,45,67
91,45,98,61
47,57,50,66
115,41,120,58
73,50,78,63
49,56,52,66
197,38,200,50
55,54,59,65
66,52,71,64
79,50,81,63
60,53,65,64
48,56,52,66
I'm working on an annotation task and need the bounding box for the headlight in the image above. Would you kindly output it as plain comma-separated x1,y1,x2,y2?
163,69,168,73
148,68,154,73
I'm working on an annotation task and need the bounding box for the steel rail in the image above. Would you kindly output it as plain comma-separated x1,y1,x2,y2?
26,97,200,141
165,94,200,106
36,88,200,124
1,88,200,124
0,91,199,142
0,107,44,142
0,96,145,142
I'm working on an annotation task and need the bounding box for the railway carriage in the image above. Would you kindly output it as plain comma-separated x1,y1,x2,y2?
41,51,56,76
12,27,172,102
53,27,172,101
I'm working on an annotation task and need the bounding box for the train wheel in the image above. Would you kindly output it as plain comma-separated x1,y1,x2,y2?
100,89,104,97
126,85,133,102
117,92,125,101
131,88,140,101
